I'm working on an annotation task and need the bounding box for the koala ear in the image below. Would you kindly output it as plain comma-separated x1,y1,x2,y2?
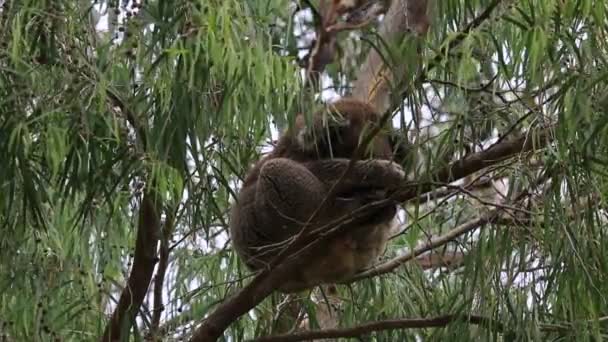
294,113,317,151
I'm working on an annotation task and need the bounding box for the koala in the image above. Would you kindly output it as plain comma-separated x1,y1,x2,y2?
229,98,405,293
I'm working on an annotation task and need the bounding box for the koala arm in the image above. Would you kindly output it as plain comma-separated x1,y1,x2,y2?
303,158,405,195
255,158,328,229
247,157,403,245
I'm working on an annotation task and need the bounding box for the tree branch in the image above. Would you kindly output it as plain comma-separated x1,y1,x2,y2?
293,128,551,269
415,250,466,270
349,210,497,281
351,0,431,111
149,210,176,339
248,314,503,342
101,192,161,341
393,127,552,202
303,0,389,89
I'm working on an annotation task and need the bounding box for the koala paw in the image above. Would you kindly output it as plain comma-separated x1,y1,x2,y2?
373,159,406,180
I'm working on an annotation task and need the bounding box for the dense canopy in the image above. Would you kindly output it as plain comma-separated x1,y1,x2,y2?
1,0,608,341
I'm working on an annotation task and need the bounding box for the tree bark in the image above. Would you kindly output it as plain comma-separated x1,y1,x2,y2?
351,0,430,111
101,193,160,342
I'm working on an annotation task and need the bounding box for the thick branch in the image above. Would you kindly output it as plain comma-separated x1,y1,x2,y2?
150,235,169,330
101,193,160,342
188,265,291,341
294,128,551,268
249,314,502,342
351,0,430,111
348,130,552,280
303,0,388,89
393,128,551,202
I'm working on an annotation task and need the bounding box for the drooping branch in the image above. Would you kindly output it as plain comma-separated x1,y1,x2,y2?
248,314,503,342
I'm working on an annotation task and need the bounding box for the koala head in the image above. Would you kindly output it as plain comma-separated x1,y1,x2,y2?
277,98,394,161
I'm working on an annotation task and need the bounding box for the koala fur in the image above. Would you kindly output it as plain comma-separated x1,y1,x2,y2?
229,98,404,293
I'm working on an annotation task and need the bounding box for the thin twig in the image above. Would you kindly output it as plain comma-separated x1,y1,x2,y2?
149,209,177,338
349,210,498,281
